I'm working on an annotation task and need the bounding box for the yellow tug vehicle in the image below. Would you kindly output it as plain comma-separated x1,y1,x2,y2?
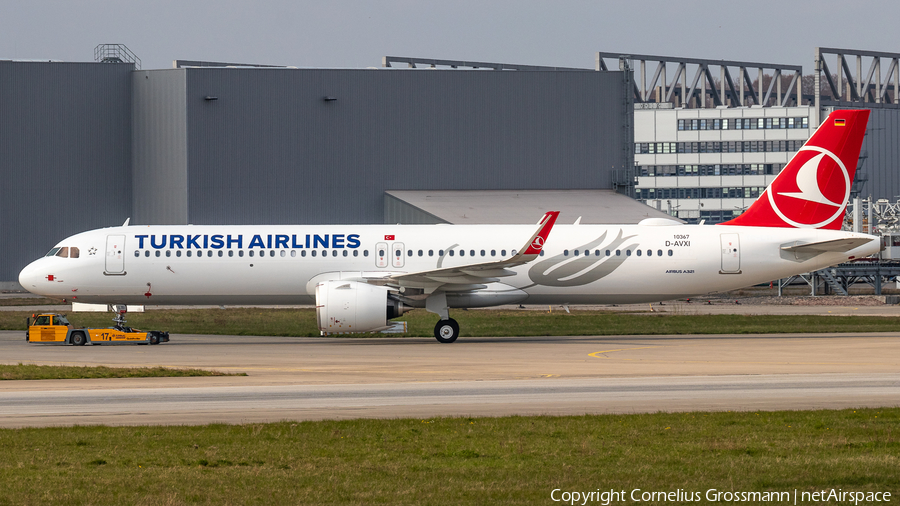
26,307,169,346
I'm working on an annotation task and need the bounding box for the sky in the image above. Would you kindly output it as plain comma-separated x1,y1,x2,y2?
1,0,896,72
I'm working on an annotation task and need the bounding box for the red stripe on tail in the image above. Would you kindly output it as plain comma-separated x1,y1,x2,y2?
720,109,869,230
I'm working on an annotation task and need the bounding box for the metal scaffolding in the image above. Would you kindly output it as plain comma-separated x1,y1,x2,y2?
94,44,140,70
597,52,803,108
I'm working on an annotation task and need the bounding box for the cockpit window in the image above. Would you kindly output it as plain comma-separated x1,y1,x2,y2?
46,246,79,259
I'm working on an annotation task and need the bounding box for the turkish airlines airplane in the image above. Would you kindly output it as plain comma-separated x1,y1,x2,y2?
19,110,878,343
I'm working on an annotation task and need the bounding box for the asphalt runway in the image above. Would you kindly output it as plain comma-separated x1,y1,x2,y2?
2,330,900,427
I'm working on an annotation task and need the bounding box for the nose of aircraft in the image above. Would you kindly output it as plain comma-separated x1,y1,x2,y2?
18,259,48,295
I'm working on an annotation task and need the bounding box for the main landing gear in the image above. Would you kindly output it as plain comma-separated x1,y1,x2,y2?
433,318,459,344
426,291,460,343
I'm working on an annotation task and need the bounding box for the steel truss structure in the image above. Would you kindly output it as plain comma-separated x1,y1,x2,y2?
815,47,900,109
597,52,803,108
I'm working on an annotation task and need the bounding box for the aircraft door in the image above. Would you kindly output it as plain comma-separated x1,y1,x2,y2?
375,242,388,268
391,242,405,268
105,235,126,274
719,233,741,274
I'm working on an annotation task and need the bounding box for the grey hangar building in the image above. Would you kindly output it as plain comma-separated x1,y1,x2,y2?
2,47,900,288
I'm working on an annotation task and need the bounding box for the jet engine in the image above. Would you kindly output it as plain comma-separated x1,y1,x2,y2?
315,280,410,334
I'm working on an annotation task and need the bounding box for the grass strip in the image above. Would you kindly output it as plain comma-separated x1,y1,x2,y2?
0,363,242,380
2,308,900,338
0,408,896,505
0,297,65,306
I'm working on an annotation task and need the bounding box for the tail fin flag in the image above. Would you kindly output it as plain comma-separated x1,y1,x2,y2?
721,109,870,230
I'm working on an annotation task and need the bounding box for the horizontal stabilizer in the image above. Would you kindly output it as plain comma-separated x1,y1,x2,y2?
780,237,872,254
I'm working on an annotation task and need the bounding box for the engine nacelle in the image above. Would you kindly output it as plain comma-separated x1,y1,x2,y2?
315,280,409,333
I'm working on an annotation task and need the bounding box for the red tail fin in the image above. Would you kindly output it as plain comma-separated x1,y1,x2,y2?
720,109,869,229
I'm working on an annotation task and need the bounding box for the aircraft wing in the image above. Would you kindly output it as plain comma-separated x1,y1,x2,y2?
780,237,873,254
389,211,559,292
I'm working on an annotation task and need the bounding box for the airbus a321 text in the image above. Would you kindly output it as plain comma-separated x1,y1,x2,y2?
19,110,879,343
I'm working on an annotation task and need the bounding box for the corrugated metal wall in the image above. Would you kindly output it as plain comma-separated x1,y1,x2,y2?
132,70,188,225
859,108,900,201
383,194,448,225
173,68,628,225
0,62,132,285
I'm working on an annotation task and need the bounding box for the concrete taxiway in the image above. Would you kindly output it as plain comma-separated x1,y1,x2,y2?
1,330,899,427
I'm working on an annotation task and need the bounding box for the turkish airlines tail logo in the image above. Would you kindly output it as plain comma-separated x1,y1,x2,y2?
721,110,869,230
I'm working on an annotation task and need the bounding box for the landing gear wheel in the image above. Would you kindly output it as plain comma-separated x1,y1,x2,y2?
433,318,459,344
71,332,86,346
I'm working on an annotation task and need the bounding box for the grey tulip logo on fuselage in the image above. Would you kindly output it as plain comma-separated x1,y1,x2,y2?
527,230,638,287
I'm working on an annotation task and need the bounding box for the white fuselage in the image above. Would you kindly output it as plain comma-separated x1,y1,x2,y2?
18,222,880,306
